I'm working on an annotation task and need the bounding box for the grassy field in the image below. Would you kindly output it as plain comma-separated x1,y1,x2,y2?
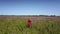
0,16,60,34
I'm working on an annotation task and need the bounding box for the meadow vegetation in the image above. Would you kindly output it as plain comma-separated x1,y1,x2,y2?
0,16,60,34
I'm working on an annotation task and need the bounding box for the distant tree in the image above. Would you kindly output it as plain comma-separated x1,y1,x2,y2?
50,15,56,17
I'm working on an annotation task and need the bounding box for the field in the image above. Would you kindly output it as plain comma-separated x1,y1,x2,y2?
0,16,60,34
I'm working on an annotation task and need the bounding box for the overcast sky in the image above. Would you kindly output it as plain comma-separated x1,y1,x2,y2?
0,0,60,16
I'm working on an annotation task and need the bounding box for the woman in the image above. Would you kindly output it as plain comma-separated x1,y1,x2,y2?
27,19,32,28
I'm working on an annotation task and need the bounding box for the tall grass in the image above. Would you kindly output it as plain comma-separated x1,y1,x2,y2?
0,17,60,34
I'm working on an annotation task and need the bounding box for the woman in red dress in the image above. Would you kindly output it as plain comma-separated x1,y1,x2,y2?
27,19,32,28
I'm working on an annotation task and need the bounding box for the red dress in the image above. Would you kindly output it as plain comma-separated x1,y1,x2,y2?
27,19,31,28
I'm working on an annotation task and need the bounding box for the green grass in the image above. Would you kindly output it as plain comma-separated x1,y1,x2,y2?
0,17,60,34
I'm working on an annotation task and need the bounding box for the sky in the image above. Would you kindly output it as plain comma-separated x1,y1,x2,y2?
0,0,60,16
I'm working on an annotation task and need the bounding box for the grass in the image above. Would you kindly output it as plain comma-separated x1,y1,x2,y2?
0,17,60,34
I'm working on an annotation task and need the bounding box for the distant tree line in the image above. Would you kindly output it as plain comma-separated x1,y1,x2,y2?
0,15,60,17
